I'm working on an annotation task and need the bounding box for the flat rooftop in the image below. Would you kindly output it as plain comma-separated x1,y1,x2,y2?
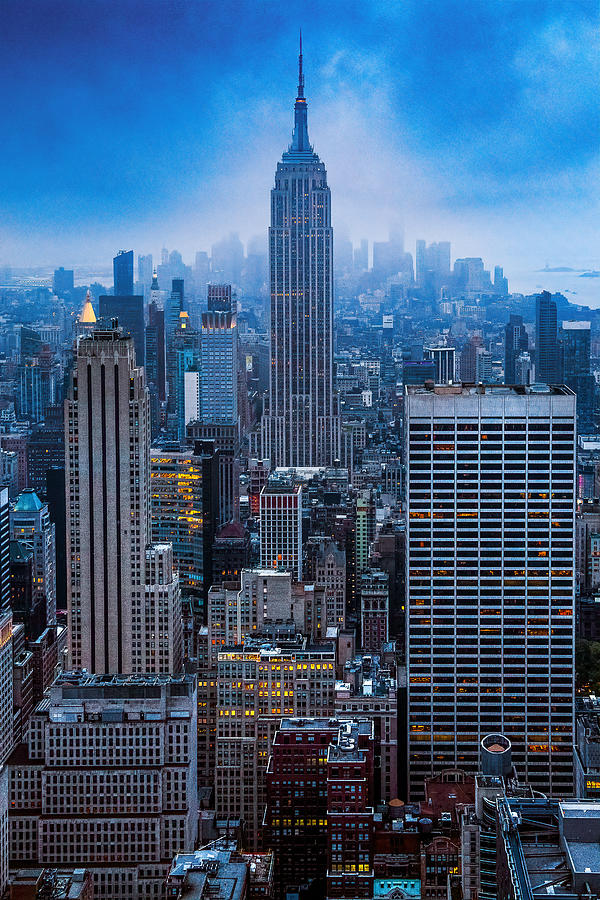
53,671,194,687
406,382,574,397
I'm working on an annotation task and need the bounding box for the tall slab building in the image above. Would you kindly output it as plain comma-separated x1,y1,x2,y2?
261,40,340,466
405,383,575,799
65,327,150,673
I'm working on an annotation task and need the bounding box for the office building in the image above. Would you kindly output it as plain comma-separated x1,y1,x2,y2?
353,239,368,272
52,268,74,297
201,284,238,425
98,294,145,367
266,718,338,895
207,569,328,666
215,632,336,847
25,426,64,499
113,249,134,296
416,240,451,290
65,328,150,673
403,360,436,387
405,383,575,799
424,345,455,384
459,334,483,383
305,536,346,628
494,264,509,295
191,283,241,523
515,351,533,386
504,314,529,384
10,490,56,632
186,421,239,526
7,672,198,900
536,291,561,383
562,320,595,433
259,479,302,581
211,521,250,587
9,541,41,641
355,492,375,577
146,295,166,401
0,489,11,611
475,347,493,383
261,42,340,467
149,443,219,610
142,543,182,674
138,253,153,294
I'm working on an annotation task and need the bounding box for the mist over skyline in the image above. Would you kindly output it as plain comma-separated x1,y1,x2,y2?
1,0,598,286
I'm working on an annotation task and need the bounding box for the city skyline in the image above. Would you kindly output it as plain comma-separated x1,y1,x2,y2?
1,0,598,285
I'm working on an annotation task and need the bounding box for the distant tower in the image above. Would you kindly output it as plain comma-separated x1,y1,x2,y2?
261,36,340,466
536,291,561,383
113,249,134,296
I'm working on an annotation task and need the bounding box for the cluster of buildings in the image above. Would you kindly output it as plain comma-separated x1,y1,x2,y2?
0,41,599,900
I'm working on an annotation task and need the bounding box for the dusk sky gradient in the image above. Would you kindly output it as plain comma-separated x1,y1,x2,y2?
1,0,599,291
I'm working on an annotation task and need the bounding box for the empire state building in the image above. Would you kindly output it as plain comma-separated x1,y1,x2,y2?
261,40,340,467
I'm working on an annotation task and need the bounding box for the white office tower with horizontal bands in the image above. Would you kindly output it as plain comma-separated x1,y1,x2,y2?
261,39,340,467
405,384,575,800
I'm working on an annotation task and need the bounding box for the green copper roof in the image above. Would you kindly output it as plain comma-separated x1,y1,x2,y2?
13,489,43,512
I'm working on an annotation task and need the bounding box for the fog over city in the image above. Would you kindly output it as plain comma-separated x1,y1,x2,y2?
1,0,598,299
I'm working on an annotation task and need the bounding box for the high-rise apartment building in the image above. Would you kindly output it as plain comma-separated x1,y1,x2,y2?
65,328,150,674
7,672,197,900
10,489,56,631
504,314,529,384
215,631,336,847
536,291,561,384
405,383,575,799
260,479,302,581
261,42,340,466
113,249,134,296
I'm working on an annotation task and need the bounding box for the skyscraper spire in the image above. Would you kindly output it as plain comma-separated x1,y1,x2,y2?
290,29,311,154
297,29,304,99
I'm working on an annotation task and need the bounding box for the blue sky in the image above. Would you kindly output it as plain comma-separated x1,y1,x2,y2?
1,0,599,281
